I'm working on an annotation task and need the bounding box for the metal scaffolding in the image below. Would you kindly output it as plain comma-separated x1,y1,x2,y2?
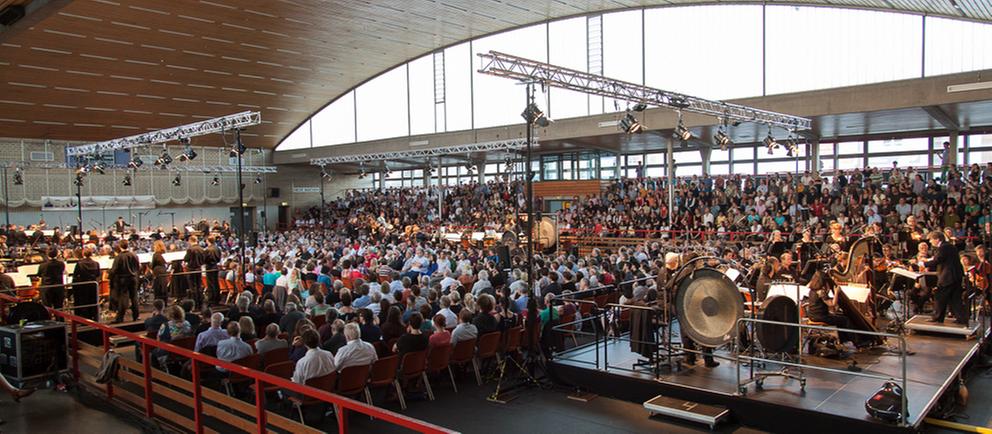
66,111,262,157
309,137,531,166
477,51,811,131
0,161,277,173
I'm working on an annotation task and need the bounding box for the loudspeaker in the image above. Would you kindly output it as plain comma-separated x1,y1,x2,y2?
269,187,280,198
496,245,511,270
0,5,25,26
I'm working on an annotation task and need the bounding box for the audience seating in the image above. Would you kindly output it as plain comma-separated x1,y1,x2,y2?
424,344,454,399
336,364,371,400
223,353,261,396
474,332,501,385
447,338,477,389
365,355,400,408
395,350,429,411
250,361,295,395
261,346,290,367
289,372,337,424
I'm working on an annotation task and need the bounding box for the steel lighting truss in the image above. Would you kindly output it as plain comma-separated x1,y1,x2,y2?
309,137,530,166
0,161,276,173
65,111,262,157
477,51,812,131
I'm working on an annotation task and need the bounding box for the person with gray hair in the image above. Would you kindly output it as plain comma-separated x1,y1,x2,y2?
333,322,377,371
255,323,289,355
194,312,227,352
471,270,492,296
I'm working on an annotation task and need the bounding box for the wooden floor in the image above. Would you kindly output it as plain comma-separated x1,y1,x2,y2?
551,328,985,433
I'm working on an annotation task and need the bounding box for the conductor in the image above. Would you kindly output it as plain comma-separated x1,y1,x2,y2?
925,232,968,325
109,239,141,323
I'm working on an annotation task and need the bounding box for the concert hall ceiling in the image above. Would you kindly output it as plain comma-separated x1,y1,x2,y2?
1,0,991,148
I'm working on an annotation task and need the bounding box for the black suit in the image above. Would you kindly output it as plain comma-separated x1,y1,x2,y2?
925,241,967,324
203,245,222,305
38,258,66,309
71,257,102,321
184,245,206,308
110,251,141,322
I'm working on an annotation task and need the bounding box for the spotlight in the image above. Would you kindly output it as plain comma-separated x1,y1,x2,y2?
764,133,779,154
210,176,220,186
521,103,551,127
73,175,84,187
784,137,799,157
320,168,330,179
674,121,693,142
631,102,648,112
155,148,172,167
618,111,645,134
75,165,90,177
177,141,197,161
122,174,132,186
13,168,23,185
714,129,733,151
128,156,143,170
172,173,181,186
91,162,106,175
254,176,262,184
229,135,247,157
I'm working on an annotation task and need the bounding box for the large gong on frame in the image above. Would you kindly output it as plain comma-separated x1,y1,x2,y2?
675,267,745,348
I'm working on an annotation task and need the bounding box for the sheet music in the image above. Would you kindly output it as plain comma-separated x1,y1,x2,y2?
724,268,741,282
766,283,810,302
8,272,30,287
890,267,921,280
17,264,39,276
838,284,871,303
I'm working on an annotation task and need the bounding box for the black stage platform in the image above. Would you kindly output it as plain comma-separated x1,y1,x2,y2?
549,329,985,434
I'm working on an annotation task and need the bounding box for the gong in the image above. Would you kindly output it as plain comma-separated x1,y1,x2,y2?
675,267,744,348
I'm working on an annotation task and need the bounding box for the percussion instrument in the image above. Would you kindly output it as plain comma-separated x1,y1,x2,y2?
766,283,811,302
674,267,744,348
757,295,800,354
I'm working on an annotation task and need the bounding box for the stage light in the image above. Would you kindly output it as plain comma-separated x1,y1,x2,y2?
714,129,732,151
91,162,106,175
128,156,143,170
177,140,197,161
75,165,90,177
73,175,84,187
320,168,330,179
155,148,172,167
521,102,551,127
229,136,247,157
631,102,648,112
12,168,23,185
618,111,645,135
254,176,262,184
764,133,778,155
784,137,798,157
674,121,692,142
172,173,181,186
210,176,220,186
122,174,132,186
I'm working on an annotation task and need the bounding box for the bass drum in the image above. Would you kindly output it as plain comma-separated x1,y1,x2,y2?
757,295,800,354
675,267,744,348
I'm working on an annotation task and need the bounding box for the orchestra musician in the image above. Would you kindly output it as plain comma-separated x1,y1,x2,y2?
806,273,856,345
204,235,222,305
777,252,797,281
903,216,925,258
71,245,102,321
109,239,141,323
184,235,206,309
38,248,65,310
150,240,169,301
924,232,968,325
828,222,848,253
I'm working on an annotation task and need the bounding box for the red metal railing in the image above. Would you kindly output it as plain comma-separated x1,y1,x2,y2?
0,292,456,434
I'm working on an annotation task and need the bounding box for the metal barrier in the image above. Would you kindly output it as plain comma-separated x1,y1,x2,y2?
734,317,909,426
0,292,457,434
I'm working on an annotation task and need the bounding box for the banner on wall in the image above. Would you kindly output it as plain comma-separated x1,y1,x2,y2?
41,195,157,211
292,186,321,193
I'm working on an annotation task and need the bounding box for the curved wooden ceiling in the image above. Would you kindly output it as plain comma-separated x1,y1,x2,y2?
1,0,990,148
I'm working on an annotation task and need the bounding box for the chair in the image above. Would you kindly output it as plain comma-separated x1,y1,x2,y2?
395,350,428,411
336,364,371,401
288,372,337,424
250,361,296,395
223,353,261,396
593,294,608,308
365,355,399,408
448,338,478,387
261,346,290,367
312,315,327,330
161,336,196,374
474,332,501,385
424,344,453,398
560,313,578,347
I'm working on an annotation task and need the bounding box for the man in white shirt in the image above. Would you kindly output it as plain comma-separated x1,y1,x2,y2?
439,270,458,293
216,322,253,372
334,323,378,371
292,329,336,385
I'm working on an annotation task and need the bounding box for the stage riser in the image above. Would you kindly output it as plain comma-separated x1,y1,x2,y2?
549,362,915,434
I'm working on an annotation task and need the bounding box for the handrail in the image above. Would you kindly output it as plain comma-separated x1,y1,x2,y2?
0,292,457,434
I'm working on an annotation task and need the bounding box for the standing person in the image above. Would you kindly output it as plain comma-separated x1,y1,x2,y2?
71,245,102,321
925,232,968,325
203,235,222,306
109,239,141,323
150,240,170,302
184,235,206,309
38,248,65,310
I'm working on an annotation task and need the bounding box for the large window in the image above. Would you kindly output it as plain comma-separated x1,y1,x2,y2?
765,6,921,95
276,6,992,151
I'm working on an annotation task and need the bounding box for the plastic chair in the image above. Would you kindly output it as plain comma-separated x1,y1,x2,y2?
560,313,578,347
250,361,296,395
448,338,477,387
336,364,371,399
261,346,290,367
424,344,453,399
474,332,501,385
395,350,428,410
289,371,337,424
223,353,261,396
365,355,400,408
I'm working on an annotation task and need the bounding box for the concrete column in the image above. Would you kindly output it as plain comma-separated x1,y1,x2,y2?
810,139,821,174
615,153,622,179
666,137,675,228
699,146,712,176
477,160,485,184
948,131,959,166
423,165,430,187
